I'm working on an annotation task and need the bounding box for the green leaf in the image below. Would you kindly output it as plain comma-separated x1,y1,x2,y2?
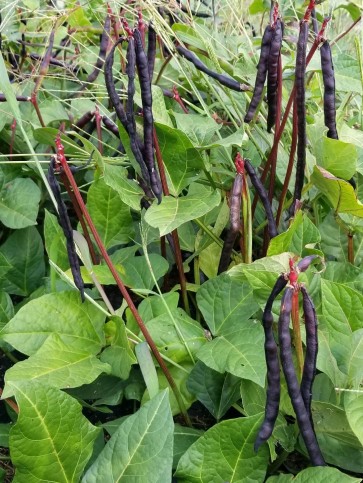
203,128,244,149
83,390,174,483
173,113,220,147
0,291,14,331
266,466,361,482
334,53,361,94
187,361,240,419
151,86,173,126
268,211,321,256
155,123,204,196
311,135,357,180
141,309,206,364
312,401,363,473
2,334,110,398
311,166,363,217
100,316,136,379
175,414,269,483
0,226,45,296
79,254,169,291
103,164,144,212
321,280,363,372
135,342,159,399
86,178,134,249
347,329,363,387
10,382,99,482
0,174,41,229
0,423,10,447
196,322,266,387
345,394,363,446
145,184,221,236
196,274,259,336
173,424,203,469
0,291,106,356
44,209,69,270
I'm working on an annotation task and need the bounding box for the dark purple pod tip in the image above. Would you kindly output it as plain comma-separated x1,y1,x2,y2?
297,255,320,273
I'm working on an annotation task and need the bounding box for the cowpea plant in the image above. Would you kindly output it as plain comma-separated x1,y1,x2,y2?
0,1,362,482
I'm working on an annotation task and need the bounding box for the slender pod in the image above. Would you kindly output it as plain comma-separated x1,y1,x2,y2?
300,286,319,423
297,254,318,273
147,23,157,81
126,36,151,186
176,45,250,92
244,159,277,238
134,28,162,201
267,19,284,132
104,37,129,132
279,287,325,466
73,111,94,132
217,169,243,274
244,25,274,123
47,157,85,301
84,14,111,85
255,274,288,450
34,29,55,93
102,115,120,136
320,41,338,139
293,20,309,204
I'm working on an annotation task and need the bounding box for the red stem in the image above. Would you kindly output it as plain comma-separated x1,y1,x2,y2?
94,105,103,155
54,135,191,426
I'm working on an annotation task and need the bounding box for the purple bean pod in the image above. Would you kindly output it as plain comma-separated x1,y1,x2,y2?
279,287,325,466
267,19,284,132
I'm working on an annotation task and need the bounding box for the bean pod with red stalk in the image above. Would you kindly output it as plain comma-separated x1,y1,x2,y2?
255,255,325,466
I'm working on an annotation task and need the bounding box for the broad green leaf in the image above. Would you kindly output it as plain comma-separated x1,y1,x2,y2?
44,209,69,270
321,280,363,373
266,466,361,482
196,274,259,335
173,425,203,469
2,334,110,398
30,99,69,127
86,178,134,249
0,423,10,447
135,342,159,399
145,184,221,236
141,309,206,364
175,414,269,483
196,322,266,387
68,374,125,408
347,329,363,387
155,123,204,195
0,175,41,229
203,128,244,149
345,394,363,446
83,390,173,483
33,128,84,157
0,291,13,331
0,226,45,296
268,211,321,256
138,292,179,321
174,113,220,147
79,254,169,291
317,329,347,388
312,401,363,473
151,86,173,126
311,166,363,217
311,136,357,180
10,382,99,483
334,53,361,94
187,361,240,419
152,364,195,416
103,164,144,212
0,291,106,356
100,316,136,380
229,253,291,283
